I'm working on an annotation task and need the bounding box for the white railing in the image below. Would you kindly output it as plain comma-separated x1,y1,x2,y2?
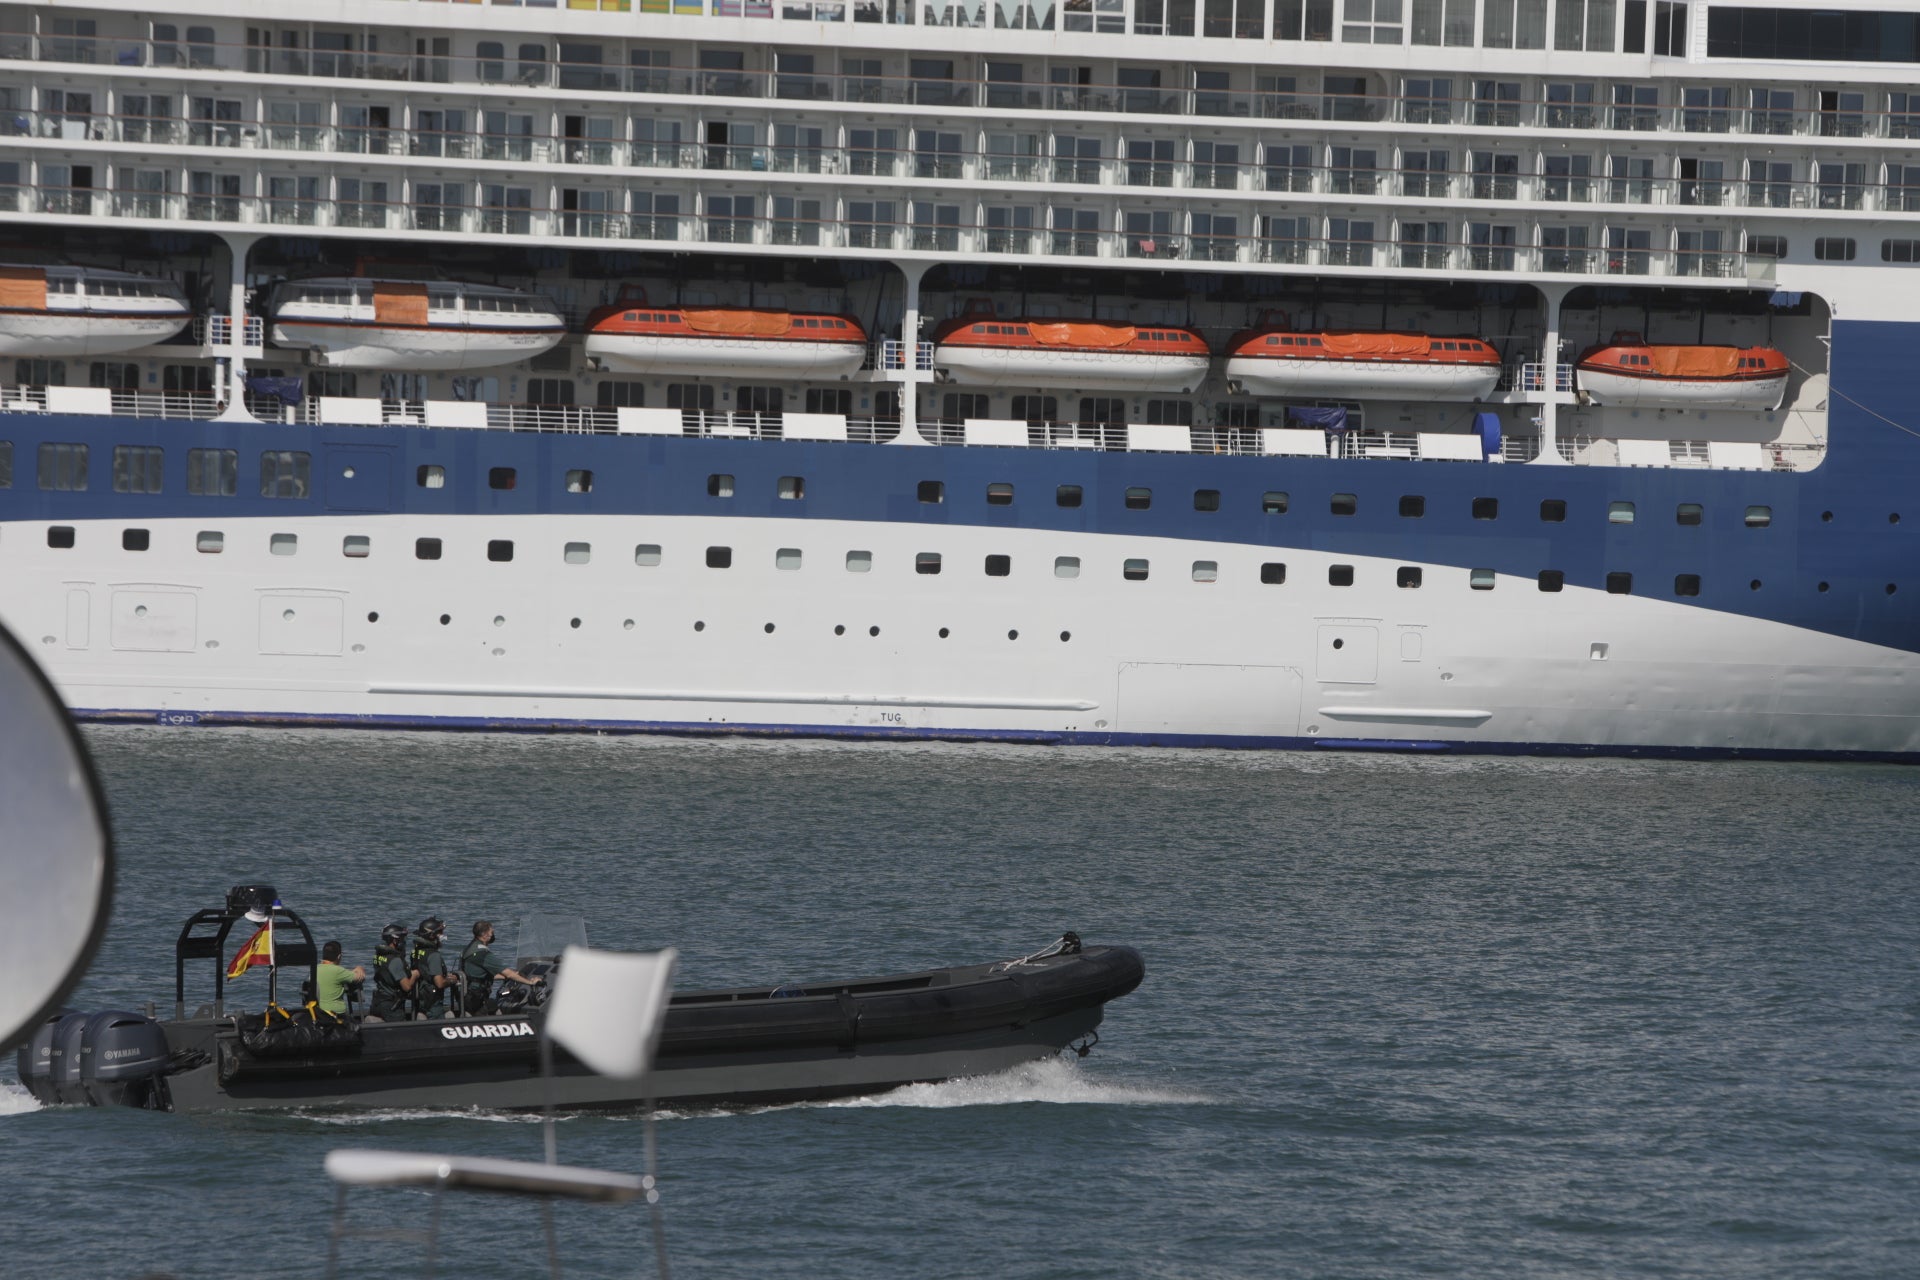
194,315,265,347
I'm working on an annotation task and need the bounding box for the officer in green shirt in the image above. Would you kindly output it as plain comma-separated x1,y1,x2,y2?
410,917,454,1019
314,940,366,1017
459,920,543,1016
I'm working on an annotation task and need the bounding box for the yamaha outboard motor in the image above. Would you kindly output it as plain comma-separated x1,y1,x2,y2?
78,1011,172,1109
14,1010,74,1105
49,1012,93,1105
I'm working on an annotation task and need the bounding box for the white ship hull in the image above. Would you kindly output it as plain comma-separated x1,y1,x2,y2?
271,323,563,371
1225,356,1501,401
0,311,189,357
934,346,1211,391
4,512,1916,756
584,333,866,378
1577,368,1788,411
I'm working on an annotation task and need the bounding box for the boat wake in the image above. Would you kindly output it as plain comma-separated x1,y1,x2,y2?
821,1057,1208,1110
0,1082,44,1116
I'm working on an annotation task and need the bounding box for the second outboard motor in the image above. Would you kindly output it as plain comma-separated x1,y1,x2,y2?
49,1012,94,1105
79,1011,173,1109
14,1010,74,1105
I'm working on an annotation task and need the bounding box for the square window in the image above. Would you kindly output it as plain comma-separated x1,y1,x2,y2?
846,550,873,572
1329,564,1354,586
1396,566,1422,588
188,448,238,497
987,482,1014,506
1125,487,1152,510
1745,505,1772,528
1260,562,1286,584
1057,484,1083,508
1123,558,1150,581
1469,567,1496,590
1471,497,1499,520
488,467,517,491
416,465,445,489
1606,571,1633,594
708,474,734,498
706,545,732,568
916,551,942,574
487,540,514,563
343,535,371,558
46,526,74,549
778,475,804,500
1055,555,1081,578
1608,501,1636,524
1193,489,1220,512
1192,560,1218,582
1399,495,1425,518
1330,493,1357,516
415,537,443,561
271,533,298,556
634,544,662,566
564,541,591,564
918,480,945,504
985,553,1011,577
1674,573,1701,597
112,445,164,495
775,547,803,570
566,469,594,494
1262,491,1289,515
260,451,311,500
1540,499,1567,522
122,528,150,551
1676,503,1703,526
197,530,224,554
1538,569,1565,592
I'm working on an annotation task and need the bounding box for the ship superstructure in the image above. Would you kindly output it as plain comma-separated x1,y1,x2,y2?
1,0,1917,756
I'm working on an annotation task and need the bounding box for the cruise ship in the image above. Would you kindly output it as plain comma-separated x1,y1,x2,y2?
1,0,1917,758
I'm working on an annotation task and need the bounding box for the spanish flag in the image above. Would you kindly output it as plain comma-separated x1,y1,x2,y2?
227,921,275,979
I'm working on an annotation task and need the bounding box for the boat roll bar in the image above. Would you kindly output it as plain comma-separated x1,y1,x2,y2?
173,884,319,1019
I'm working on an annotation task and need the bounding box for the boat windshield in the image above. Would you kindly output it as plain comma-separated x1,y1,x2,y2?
511,912,590,966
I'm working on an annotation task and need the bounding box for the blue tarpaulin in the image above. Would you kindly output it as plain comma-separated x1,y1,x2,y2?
1474,411,1502,458
1286,405,1349,430
245,376,305,407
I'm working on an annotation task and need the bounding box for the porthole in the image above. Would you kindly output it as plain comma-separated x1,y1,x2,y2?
1674,574,1701,597
367,611,379,622
1745,506,1772,528
916,552,942,575
1608,502,1635,525
917,479,944,504
1676,503,1703,527
846,550,873,572
486,539,514,562
1750,579,1762,590
1332,638,1345,650
623,619,635,630
869,625,880,636
1538,570,1564,592
270,533,298,556
1261,491,1288,515
1818,581,1830,593
488,467,516,490
1193,489,1220,512
708,474,734,498
416,464,445,489
438,614,451,625
986,482,1014,506
1399,495,1425,518
564,541,591,565
1821,510,1833,523
834,624,846,635
706,546,732,568
1471,497,1498,521
777,475,804,500
570,617,582,629
1054,556,1081,579
122,528,150,551
565,469,593,494
1469,568,1496,590
1192,560,1218,583
764,622,775,633
1123,558,1149,581
1888,583,1899,595
984,554,1011,577
197,531,224,554
1124,486,1152,510
1540,499,1567,522
1260,562,1286,585
775,547,803,570
1007,629,1019,640
634,544,662,566
938,627,950,638
1060,631,1071,642
1330,493,1357,516
493,615,505,627
1891,513,1902,525
1606,572,1633,594
1396,566,1422,589
1328,564,1354,587
415,537,443,561
1057,484,1083,508
343,534,371,558
694,620,706,630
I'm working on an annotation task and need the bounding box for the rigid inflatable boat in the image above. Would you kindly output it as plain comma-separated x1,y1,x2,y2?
17,889,1145,1114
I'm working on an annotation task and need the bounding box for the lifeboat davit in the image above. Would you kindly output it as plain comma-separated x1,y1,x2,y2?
583,292,867,378
0,264,189,356
267,276,564,371
1576,332,1789,410
1223,323,1502,400
930,309,1210,391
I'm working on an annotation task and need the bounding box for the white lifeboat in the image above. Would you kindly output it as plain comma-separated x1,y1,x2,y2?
1223,325,1502,401
267,277,565,371
0,264,189,356
1575,332,1789,410
583,295,867,378
930,310,1210,392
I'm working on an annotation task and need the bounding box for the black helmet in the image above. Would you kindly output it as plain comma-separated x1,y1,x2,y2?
416,916,446,943
379,923,409,950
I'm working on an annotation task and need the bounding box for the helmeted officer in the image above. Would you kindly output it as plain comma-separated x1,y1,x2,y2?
368,923,413,1021
459,920,543,1016
409,917,454,1019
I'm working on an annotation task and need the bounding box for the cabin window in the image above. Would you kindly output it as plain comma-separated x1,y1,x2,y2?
197,531,223,554
1260,562,1286,584
1400,495,1425,517
916,552,942,575
416,465,445,490
776,547,802,570
1676,503,1703,526
1814,237,1856,261
706,546,732,568
1675,574,1701,597
1331,493,1357,516
1397,566,1422,588
270,533,298,557
415,538,443,560
1607,572,1633,594
1469,567,1496,590
708,474,734,498
1471,497,1499,520
260,451,310,499
122,528,150,552
564,542,591,565
846,550,872,572
1192,560,1218,583
1125,487,1152,510
1608,501,1636,524
1262,491,1289,514
1745,505,1772,528
1883,239,1920,264
566,470,593,494
0,441,10,488
47,526,75,548
108,446,163,495
488,467,517,491
487,540,514,563
1057,484,1083,508
1193,489,1221,512
1541,498,1567,522
597,381,646,408
985,554,1011,577
918,480,945,504
37,443,88,491
778,476,804,500
987,482,1014,506
1538,569,1565,592
1055,556,1081,578
1123,558,1150,581
1329,564,1355,587
635,544,662,566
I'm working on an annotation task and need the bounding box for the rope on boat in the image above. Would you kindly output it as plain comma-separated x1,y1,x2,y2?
995,932,1083,971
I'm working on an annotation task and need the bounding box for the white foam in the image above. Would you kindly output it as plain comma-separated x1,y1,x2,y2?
0,1082,44,1116
291,1107,556,1126
822,1057,1209,1110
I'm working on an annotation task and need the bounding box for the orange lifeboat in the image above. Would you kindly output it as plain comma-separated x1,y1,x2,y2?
930,305,1209,391
1223,318,1501,400
1576,331,1788,410
584,289,866,378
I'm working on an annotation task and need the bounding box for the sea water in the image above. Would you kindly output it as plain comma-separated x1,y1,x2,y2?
3,729,1918,1279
